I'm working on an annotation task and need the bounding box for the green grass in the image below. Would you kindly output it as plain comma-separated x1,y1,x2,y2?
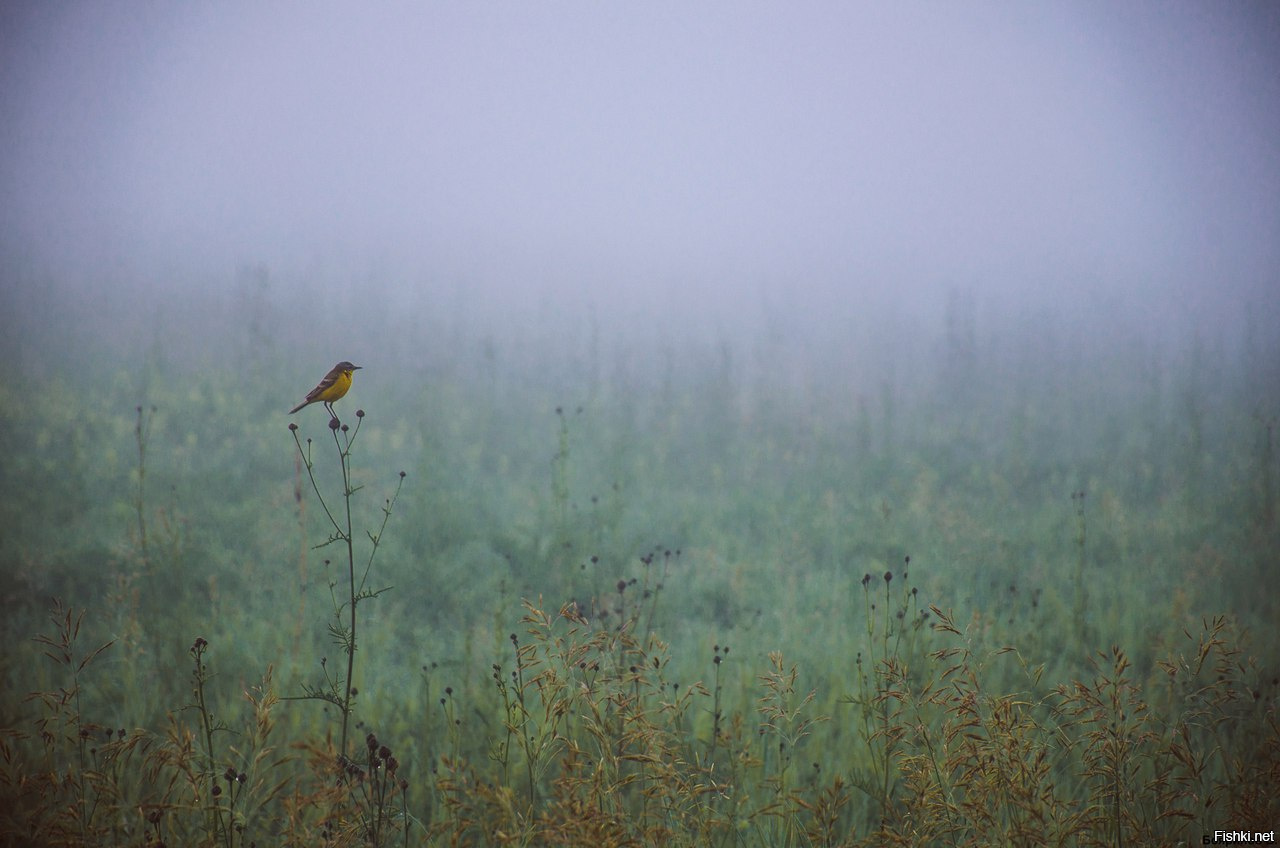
0,299,1276,846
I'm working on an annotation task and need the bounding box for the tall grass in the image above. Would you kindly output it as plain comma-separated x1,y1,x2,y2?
0,301,1276,845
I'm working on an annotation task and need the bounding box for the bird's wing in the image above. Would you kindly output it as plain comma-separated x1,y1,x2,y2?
305,368,342,402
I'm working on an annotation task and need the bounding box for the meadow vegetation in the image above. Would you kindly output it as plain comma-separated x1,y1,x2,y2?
0,281,1276,846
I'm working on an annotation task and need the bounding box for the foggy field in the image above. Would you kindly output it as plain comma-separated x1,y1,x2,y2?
1,280,1277,845
3,2,1279,844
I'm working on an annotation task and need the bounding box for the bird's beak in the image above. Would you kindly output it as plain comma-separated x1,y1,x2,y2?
353,365,363,370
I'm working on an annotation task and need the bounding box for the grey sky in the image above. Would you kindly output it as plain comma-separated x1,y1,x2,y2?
2,2,1277,330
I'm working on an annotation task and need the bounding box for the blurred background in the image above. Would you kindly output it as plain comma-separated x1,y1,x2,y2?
2,1,1277,366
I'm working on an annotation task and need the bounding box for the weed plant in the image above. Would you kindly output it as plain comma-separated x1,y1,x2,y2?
287,409,405,762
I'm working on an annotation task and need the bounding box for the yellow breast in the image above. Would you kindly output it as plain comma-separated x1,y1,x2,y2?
317,370,353,403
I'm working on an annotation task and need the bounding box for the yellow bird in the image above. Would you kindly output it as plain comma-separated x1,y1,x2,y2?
289,361,362,419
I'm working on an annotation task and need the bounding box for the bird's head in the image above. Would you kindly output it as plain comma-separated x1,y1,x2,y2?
336,361,362,374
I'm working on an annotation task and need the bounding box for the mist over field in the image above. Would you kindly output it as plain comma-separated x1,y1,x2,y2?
1,3,1278,844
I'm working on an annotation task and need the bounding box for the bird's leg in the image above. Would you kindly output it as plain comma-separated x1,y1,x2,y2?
325,401,337,422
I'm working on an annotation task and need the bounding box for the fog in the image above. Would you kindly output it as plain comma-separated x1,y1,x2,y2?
3,8,1280,838
3,1,1277,355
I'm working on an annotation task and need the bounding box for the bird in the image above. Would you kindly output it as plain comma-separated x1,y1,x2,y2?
289,361,362,419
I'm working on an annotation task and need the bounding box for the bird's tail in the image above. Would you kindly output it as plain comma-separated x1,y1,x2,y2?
288,401,308,414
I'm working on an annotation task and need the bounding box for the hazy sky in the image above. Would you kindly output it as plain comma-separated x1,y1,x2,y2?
2,1,1277,329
